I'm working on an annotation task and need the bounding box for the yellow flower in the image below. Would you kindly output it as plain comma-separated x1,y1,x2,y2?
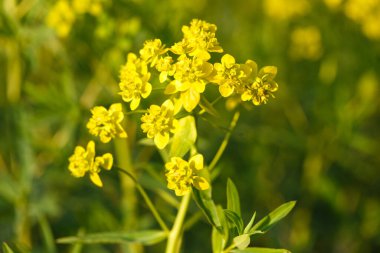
68,141,113,187
165,55,213,112
171,19,223,60
119,53,152,110
45,0,75,38
72,0,103,16
212,54,254,97
155,56,175,83
263,0,310,20
165,154,209,196
139,39,168,67
87,103,127,143
289,26,323,60
241,66,279,105
141,99,179,149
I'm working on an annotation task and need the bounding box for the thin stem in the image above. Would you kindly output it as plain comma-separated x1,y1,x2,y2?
116,167,169,233
165,192,192,253
208,111,240,171
124,109,148,115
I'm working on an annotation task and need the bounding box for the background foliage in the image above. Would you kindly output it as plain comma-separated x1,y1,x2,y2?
1,0,379,252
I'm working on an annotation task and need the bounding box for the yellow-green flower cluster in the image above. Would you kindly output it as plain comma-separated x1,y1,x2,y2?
45,0,103,38
119,53,152,110
141,100,179,149
263,0,310,20
68,141,113,187
165,154,209,196
87,103,127,143
289,26,323,60
344,0,380,40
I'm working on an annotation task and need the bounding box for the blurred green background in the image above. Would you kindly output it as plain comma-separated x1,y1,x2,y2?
1,0,379,252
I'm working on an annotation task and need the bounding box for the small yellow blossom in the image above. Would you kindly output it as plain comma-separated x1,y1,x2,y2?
165,154,209,196
263,0,310,20
72,0,103,16
141,99,179,149
212,54,254,97
155,56,175,83
165,55,213,112
289,26,323,60
68,141,113,187
87,103,127,143
241,66,278,105
171,19,223,60
119,53,152,110
45,0,75,38
139,39,168,67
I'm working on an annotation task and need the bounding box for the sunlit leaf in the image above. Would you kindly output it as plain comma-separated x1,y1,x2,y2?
227,178,241,216
192,188,222,231
243,212,256,234
169,116,197,158
250,201,296,234
232,247,290,253
2,243,14,253
233,234,250,250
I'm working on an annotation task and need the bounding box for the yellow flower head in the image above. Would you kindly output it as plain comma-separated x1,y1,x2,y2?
68,141,113,187
72,0,103,16
212,54,254,97
165,154,209,196
165,55,213,112
45,0,75,38
119,53,152,110
241,66,279,105
87,103,127,143
141,99,179,149
290,26,323,60
155,56,175,83
139,39,168,67
171,19,223,60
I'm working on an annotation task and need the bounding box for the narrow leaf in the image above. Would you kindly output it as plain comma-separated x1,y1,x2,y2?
192,188,222,230
2,243,14,253
243,212,256,234
57,230,167,246
212,227,224,253
227,178,241,216
224,209,244,235
169,116,197,158
232,247,290,253
250,201,296,234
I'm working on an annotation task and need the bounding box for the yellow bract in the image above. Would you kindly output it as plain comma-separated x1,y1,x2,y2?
165,154,209,196
141,99,179,149
68,141,113,187
87,103,127,143
119,53,152,110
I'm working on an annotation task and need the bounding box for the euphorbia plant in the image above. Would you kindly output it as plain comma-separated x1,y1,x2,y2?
59,19,295,253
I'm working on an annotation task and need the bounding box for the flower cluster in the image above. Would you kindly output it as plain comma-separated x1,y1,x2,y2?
68,141,113,187
289,26,323,60
165,154,209,196
69,19,279,196
87,103,127,143
45,0,103,38
141,100,179,149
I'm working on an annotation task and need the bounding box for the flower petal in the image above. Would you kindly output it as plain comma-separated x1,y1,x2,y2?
90,172,103,187
193,176,209,191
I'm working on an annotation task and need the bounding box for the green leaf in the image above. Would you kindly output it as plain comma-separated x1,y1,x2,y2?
232,247,290,253
233,234,250,250
2,243,14,253
243,212,256,234
212,226,225,253
224,209,244,235
169,116,197,158
192,188,222,230
57,230,167,246
226,178,241,216
250,201,296,234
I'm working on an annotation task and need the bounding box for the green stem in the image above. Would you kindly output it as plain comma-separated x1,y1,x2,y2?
165,192,192,253
116,167,169,232
208,111,240,171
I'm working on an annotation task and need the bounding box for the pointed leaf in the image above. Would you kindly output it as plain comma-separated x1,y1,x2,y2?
232,247,290,253
224,209,244,235
57,230,167,246
169,116,197,158
227,178,241,216
250,201,296,234
212,226,224,253
243,212,256,234
192,187,222,230
2,243,14,253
